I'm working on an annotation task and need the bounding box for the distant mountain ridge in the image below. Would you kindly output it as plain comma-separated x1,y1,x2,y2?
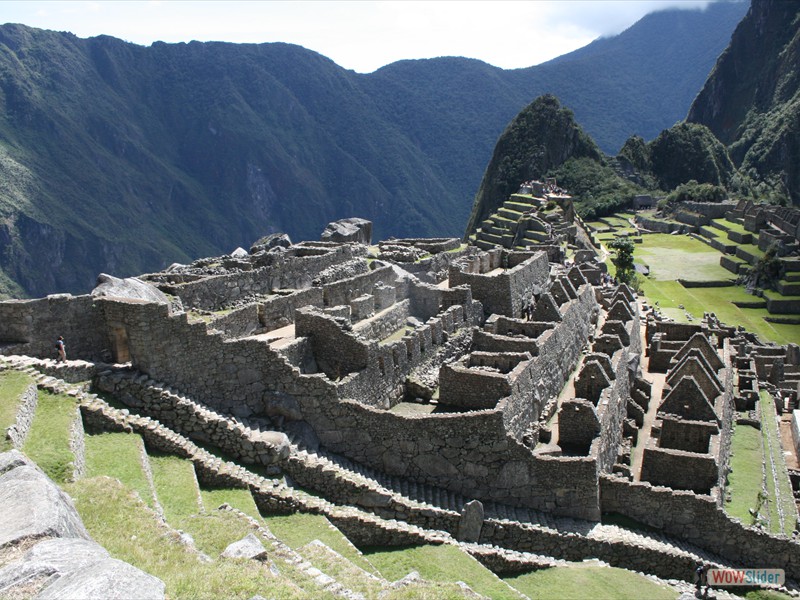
0,2,747,297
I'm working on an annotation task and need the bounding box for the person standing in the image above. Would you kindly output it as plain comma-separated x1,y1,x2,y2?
55,336,66,362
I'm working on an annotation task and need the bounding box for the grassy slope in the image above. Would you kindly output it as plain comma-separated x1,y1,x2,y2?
66,477,313,600
726,422,763,526
21,390,77,483
0,370,33,450
364,544,523,600
616,232,800,345
505,565,675,600
84,432,154,509
200,487,264,524
265,512,378,575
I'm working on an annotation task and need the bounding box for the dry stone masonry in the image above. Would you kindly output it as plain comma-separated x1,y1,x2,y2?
1,193,799,591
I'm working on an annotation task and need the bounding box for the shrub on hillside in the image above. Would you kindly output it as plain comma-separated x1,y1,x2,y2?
665,180,727,204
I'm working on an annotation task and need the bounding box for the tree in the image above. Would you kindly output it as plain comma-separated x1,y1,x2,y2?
609,237,637,286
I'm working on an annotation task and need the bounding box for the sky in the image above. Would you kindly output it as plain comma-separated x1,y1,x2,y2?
1,0,726,73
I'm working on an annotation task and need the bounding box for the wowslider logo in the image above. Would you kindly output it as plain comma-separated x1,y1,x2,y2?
707,569,785,586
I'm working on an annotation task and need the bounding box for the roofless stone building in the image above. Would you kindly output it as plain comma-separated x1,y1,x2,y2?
1,198,799,592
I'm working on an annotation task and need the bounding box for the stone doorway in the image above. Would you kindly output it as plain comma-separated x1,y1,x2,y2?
110,325,130,363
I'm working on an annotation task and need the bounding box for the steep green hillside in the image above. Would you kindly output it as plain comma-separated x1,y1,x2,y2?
0,3,746,297
465,95,601,233
0,28,452,296
687,0,800,204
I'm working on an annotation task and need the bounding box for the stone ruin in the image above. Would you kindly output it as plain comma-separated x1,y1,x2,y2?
1,213,800,590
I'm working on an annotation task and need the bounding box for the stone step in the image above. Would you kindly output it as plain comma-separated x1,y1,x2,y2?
7,363,749,587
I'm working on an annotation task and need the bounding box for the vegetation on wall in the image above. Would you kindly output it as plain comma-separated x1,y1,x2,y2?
663,180,728,205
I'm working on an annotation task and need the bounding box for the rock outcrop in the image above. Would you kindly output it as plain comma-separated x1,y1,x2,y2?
321,219,373,245
0,450,166,599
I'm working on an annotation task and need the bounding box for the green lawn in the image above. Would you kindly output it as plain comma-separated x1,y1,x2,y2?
21,390,78,483
266,512,378,575
726,393,798,535
638,279,800,345
0,370,34,451
364,544,523,600
614,231,800,345
66,477,315,600
84,432,155,509
760,391,797,535
725,423,763,525
505,565,675,600
635,234,733,281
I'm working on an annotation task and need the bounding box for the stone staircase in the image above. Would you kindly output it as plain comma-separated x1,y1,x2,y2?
2,361,494,598
0,356,752,587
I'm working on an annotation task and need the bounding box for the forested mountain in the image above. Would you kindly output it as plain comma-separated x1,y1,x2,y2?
687,0,800,204
0,2,746,297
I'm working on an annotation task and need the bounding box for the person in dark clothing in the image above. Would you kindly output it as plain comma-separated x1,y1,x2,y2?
55,336,66,362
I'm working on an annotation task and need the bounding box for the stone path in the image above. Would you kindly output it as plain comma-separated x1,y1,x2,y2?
630,300,664,481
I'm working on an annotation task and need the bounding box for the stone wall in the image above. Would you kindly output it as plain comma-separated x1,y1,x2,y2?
154,245,357,310
393,244,474,284
94,372,290,467
600,475,800,580
639,444,719,493
352,300,411,342
301,387,601,520
307,302,477,409
295,308,370,380
5,383,37,449
206,304,260,339
659,417,716,453
681,202,737,219
99,299,337,418
323,264,396,308
487,317,555,339
258,287,323,330
635,217,693,234
69,405,86,480
449,252,549,318
438,352,530,410
210,287,324,338
472,330,539,355
591,348,635,473
0,295,112,362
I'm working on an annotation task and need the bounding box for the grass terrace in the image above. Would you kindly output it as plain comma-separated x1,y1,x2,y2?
712,218,748,235
600,228,800,345
364,543,523,600
266,512,378,575
726,421,763,526
84,432,155,509
66,477,314,600
759,391,796,535
21,389,78,483
504,564,675,600
0,370,33,451
635,234,733,281
726,392,797,534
